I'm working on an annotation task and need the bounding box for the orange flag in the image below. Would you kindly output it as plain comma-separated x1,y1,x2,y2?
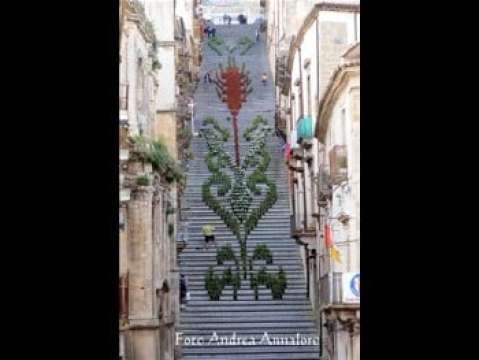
324,224,341,263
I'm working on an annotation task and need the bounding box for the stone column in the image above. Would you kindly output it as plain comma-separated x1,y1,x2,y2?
335,321,350,360
294,175,302,231
119,204,129,277
127,185,161,360
325,309,360,360
296,165,305,231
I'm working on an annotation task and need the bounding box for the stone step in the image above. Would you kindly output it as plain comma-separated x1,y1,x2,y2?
179,27,318,360
180,255,301,262
181,236,297,242
186,296,310,302
180,314,313,323
183,274,305,280
185,232,293,238
178,321,316,330
180,247,299,253
184,231,293,237
180,250,300,256
179,251,298,257
179,267,304,273
184,208,290,213
184,217,292,223
180,260,302,267
180,305,312,313
185,284,306,290
181,352,320,360
181,346,320,356
178,330,318,339
180,258,301,265
183,297,311,305
180,258,301,263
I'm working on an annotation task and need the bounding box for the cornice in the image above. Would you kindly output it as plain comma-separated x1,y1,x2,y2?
315,60,359,141
286,2,360,76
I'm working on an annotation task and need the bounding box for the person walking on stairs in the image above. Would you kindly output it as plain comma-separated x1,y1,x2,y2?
202,224,216,250
180,274,189,310
203,70,212,84
261,72,267,85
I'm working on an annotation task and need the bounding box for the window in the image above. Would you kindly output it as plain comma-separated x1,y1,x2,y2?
307,75,311,117
341,108,346,145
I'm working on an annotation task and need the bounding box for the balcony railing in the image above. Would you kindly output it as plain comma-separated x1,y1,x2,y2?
297,116,313,142
316,166,332,205
319,272,342,305
329,145,348,184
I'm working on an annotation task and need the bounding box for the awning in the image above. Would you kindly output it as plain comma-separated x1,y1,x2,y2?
297,116,313,141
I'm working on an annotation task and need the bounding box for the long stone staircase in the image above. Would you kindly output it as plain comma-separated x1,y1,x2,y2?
178,25,320,360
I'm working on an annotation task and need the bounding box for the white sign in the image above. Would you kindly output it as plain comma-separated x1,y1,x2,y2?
342,272,360,304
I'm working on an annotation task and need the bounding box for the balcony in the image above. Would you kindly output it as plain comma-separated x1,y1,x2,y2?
316,166,332,205
319,272,342,306
297,116,313,146
329,145,348,184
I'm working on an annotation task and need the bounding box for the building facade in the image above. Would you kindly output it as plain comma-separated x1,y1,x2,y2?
119,1,201,359
265,2,360,359
315,43,360,360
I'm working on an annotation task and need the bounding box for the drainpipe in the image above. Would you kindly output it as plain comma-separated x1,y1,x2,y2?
319,312,323,359
295,236,309,299
302,150,308,230
305,243,309,299
298,47,304,118
291,175,296,234
354,12,358,42
316,18,320,112
297,46,308,230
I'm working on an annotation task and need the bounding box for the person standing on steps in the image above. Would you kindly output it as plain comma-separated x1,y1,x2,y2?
202,224,215,250
203,70,210,84
180,274,188,310
256,28,260,42
262,72,267,85
204,24,209,38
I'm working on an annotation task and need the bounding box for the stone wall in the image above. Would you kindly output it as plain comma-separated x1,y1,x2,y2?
152,112,177,160
318,21,349,100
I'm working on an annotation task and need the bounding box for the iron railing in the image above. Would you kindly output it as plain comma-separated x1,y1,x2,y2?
329,145,347,184
316,166,332,205
319,272,342,305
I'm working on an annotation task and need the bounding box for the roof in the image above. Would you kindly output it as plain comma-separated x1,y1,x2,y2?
285,2,360,90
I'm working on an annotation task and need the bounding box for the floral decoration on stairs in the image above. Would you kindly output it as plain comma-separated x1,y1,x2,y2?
200,115,287,300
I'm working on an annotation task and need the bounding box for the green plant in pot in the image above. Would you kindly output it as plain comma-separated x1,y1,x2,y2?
271,276,283,300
